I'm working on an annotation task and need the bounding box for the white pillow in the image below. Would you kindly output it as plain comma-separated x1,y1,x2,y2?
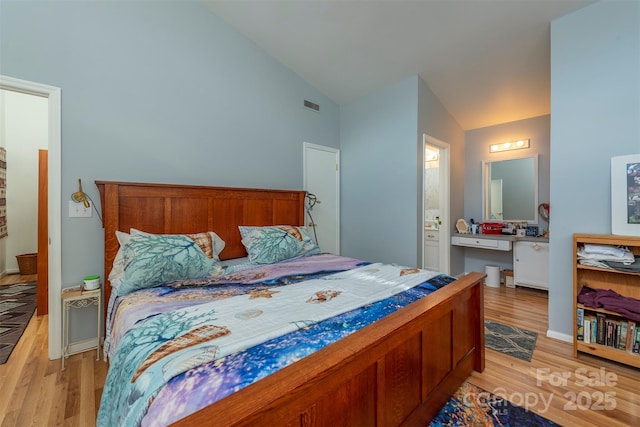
108,230,130,287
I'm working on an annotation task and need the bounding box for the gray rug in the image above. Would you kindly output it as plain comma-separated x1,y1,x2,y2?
0,282,36,364
485,320,538,362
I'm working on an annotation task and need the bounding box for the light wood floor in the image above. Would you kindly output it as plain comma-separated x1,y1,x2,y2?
473,286,640,426
0,274,37,286
0,275,638,426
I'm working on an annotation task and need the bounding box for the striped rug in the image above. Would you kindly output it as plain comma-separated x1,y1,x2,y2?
0,282,36,364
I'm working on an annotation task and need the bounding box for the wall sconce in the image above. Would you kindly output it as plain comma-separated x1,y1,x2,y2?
490,139,530,153
71,178,90,208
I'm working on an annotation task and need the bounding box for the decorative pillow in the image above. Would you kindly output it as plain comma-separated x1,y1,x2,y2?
109,229,226,290
108,230,131,288
130,228,226,261
239,225,321,264
114,233,223,295
208,231,226,260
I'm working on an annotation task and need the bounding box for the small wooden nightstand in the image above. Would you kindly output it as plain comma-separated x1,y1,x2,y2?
61,288,101,370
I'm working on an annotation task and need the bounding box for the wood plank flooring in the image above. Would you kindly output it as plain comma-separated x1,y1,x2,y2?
0,274,638,426
473,285,640,427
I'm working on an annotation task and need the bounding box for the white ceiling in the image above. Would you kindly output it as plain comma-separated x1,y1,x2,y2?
204,0,594,130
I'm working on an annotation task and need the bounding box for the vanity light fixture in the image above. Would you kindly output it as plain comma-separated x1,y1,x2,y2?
425,148,439,162
489,138,530,153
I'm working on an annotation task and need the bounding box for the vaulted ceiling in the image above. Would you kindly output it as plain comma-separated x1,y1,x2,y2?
204,0,594,130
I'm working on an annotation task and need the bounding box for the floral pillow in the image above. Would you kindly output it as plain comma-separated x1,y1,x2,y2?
239,225,321,264
114,233,223,295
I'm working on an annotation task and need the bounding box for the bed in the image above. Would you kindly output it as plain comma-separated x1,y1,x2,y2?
96,180,485,426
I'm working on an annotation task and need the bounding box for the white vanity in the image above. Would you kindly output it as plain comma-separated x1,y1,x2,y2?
451,234,512,251
452,233,549,290
423,229,440,271
453,152,550,289
513,240,549,290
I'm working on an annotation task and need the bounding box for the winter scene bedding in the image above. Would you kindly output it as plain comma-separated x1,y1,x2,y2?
97,253,457,427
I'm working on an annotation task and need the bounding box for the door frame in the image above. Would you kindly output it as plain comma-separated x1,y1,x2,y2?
303,142,340,254
422,134,450,274
1,75,61,360
38,149,48,315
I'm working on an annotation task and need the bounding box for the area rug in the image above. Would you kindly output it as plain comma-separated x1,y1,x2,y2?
484,320,538,362
430,382,559,426
0,282,36,364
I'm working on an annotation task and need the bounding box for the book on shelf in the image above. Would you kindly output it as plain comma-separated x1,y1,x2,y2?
596,313,606,345
577,307,584,341
628,321,636,352
591,318,598,344
584,316,591,344
634,327,640,354
618,322,628,350
606,321,615,347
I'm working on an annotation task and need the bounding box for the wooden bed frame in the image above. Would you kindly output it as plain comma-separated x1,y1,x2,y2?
96,181,485,427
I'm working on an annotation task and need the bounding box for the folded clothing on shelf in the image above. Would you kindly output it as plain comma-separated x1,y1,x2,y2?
578,286,640,322
607,256,640,273
577,244,635,265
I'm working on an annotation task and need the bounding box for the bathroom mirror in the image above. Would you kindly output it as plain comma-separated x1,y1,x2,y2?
482,156,538,223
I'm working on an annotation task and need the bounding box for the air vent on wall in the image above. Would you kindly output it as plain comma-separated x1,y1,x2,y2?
303,99,320,112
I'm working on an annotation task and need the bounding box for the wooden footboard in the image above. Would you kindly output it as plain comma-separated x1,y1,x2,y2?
178,271,485,427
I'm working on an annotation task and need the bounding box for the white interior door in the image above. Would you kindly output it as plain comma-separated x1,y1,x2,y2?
303,142,340,254
423,134,450,274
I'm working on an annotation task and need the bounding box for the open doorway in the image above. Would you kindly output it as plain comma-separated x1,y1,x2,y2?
422,134,450,274
0,90,47,311
0,75,61,360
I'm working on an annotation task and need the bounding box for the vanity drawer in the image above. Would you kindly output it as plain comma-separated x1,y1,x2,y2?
452,236,512,251
424,230,439,241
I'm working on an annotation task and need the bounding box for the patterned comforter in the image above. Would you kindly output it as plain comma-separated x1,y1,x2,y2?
97,254,456,426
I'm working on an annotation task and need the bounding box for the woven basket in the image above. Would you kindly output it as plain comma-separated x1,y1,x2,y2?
16,253,37,275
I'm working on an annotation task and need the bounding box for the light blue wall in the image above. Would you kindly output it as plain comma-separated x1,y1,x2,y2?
340,75,464,270
549,0,640,339
463,115,551,275
418,77,466,275
340,76,419,265
1,1,339,340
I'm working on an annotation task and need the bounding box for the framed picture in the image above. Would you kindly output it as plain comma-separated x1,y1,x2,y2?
611,154,640,236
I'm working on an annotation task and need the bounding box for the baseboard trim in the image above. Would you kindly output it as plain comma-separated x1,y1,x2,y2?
546,329,572,343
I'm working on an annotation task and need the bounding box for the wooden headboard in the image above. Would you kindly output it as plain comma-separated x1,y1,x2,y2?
95,181,306,310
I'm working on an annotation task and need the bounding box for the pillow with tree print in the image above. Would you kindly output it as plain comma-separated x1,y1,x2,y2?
239,226,321,264
114,233,223,295
109,229,226,290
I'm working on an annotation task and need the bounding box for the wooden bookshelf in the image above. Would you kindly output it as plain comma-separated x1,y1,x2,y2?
573,234,640,368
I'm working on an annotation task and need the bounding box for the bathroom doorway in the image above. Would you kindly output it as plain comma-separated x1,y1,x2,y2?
422,134,450,274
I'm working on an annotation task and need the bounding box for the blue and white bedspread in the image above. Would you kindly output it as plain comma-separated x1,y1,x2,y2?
97,254,456,427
